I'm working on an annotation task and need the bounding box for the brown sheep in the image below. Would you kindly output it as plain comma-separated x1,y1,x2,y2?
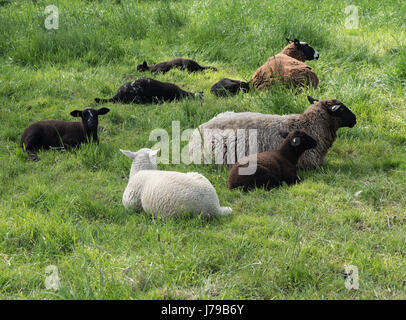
252,38,319,90
21,107,110,161
227,130,317,191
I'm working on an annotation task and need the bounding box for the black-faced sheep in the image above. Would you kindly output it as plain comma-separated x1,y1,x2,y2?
21,107,110,161
227,130,317,191
136,58,217,74
210,78,251,97
252,38,319,89
188,96,356,169
95,78,202,104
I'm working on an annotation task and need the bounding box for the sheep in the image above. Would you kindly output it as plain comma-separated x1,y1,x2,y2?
252,38,319,90
120,148,232,218
136,58,217,74
227,130,317,191
210,78,251,97
188,96,356,169
95,78,202,104
21,107,110,161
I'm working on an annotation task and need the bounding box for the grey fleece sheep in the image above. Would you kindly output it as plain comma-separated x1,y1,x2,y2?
188,96,357,169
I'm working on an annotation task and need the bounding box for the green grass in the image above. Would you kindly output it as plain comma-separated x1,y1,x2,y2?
0,0,405,299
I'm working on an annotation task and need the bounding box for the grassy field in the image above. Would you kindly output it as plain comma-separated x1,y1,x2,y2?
0,0,405,299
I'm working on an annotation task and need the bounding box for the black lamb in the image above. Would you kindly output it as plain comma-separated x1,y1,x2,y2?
95,78,202,104
136,58,217,74
227,130,317,191
21,107,110,161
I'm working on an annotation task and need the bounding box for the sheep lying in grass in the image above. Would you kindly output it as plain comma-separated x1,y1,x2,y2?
137,58,217,74
252,38,319,89
188,96,356,169
210,78,251,97
121,148,232,218
95,78,202,104
21,107,110,161
227,130,317,191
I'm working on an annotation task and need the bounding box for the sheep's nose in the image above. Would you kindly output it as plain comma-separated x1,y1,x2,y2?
88,119,97,127
314,51,319,60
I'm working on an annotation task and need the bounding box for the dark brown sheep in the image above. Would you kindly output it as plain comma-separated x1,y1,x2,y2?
21,107,110,161
95,78,202,104
252,38,319,90
137,58,217,74
210,78,251,97
227,130,317,191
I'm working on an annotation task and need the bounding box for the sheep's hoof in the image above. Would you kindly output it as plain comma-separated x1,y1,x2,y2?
28,153,40,161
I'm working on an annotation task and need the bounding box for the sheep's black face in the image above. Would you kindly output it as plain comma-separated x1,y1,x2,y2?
240,82,250,93
296,41,319,60
291,130,317,150
137,61,148,72
281,130,317,151
81,109,99,130
70,107,110,131
287,38,319,60
325,100,357,128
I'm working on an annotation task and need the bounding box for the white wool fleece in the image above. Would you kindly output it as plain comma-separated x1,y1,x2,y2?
120,148,232,218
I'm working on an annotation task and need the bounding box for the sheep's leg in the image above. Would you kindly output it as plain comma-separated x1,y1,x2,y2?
233,164,280,191
123,189,142,211
22,140,41,161
61,136,80,149
27,151,40,161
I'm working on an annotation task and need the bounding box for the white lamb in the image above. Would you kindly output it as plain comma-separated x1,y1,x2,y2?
120,148,232,218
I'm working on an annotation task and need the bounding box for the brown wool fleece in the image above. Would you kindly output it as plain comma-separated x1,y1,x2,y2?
252,43,319,89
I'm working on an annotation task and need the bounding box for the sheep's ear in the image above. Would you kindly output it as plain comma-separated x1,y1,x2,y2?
143,61,147,67
120,149,136,159
97,107,110,115
279,130,289,139
70,110,82,118
307,96,319,104
291,137,301,147
149,149,160,163
286,38,292,43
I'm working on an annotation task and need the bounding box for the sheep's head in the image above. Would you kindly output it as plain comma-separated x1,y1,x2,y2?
240,81,251,93
70,107,110,134
137,61,149,72
307,96,357,129
194,92,204,99
120,148,160,173
280,130,317,152
283,38,319,61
